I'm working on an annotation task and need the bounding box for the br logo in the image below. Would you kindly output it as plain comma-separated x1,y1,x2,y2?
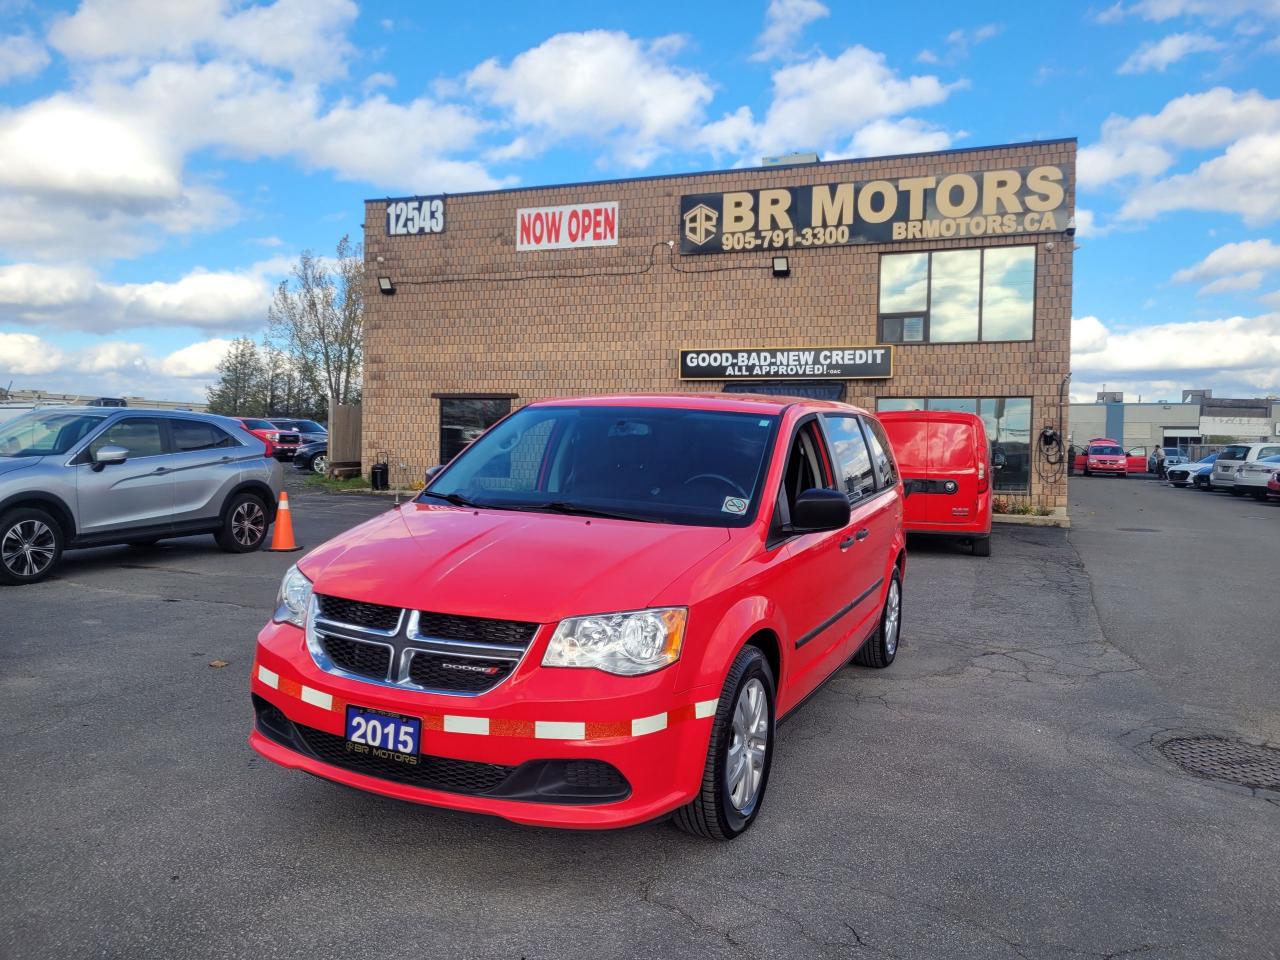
683,203,718,246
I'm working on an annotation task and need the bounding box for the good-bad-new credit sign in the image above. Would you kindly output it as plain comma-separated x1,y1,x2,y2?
680,164,1069,254
517,202,618,251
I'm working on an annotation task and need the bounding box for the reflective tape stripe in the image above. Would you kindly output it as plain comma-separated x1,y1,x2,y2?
535,721,586,740
695,698,718,719
300,686,333,710
443,715,489,736
631,713,668,737
257,665,279,689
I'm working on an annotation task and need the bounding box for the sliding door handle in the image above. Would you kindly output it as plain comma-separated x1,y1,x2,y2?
855,528,870,541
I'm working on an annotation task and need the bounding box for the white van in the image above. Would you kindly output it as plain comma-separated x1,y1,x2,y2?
1212,440,1280,490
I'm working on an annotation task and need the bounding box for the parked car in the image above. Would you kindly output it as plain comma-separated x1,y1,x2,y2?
250,393,907,839
236,417,301,461
878,410,992,556
294,439,328,475
1151,447,1189,474
1079,439,1128,477
0,407,282,585
1167,453,1217,488
1268,472,1280,500
269,418,327,444
1232,455,1280,499
1213,441,1280,492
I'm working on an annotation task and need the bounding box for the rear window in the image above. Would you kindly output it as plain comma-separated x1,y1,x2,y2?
1089,445,1123,455
241,419,273,431
1218,445,1251,461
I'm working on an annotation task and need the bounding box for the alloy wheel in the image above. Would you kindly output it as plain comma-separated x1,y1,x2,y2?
1,519,56,578
312,454,329,475
726,677,769,812
231,501,266,547
884,577,901,656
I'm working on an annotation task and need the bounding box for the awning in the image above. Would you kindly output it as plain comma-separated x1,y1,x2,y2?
722,381,845,402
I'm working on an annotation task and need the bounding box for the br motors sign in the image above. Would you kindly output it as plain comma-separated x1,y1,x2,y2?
680,164,1068,254
680,346,893,380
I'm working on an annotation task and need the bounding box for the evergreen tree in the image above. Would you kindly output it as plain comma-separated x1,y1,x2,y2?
206,337,267,416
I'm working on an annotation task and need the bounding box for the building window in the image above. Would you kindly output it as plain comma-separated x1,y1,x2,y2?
439,398,511,463
875,397,1033,491
878,246,1035,343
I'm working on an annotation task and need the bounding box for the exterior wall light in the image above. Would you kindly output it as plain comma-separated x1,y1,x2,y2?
772,256,790,278
377,276,396,295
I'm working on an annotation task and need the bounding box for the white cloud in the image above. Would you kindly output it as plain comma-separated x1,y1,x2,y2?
1117,32,1223,73
1119,131,1280,224
917,23,1000,65
1173,238,1280,282
833,117,954,159
467,31,714,169
0,33,50,84
1099,0,1280,23
751,0,829,61
0,331,233,400
1198,271,1263,293
699,45,958,162
48,0,358,80
1071,312,1280,398
0,260,281,332
1077,140,1174,187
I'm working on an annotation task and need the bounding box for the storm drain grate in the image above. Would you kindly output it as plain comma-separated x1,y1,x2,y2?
1159,736,1280,790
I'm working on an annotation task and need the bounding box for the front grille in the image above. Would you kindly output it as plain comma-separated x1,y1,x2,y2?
407,651,515,693
296,724,515,795
564,760,628,791
317,594,401,632
321,634,392,681
415,611,538,648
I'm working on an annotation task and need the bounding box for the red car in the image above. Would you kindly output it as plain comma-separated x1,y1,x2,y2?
235,417,301,461
1269,472,1280,500
878,410,992,556
1076,437,1128,477
250,394,907,838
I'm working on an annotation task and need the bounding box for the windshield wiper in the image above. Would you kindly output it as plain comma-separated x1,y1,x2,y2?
419,490,484,508
524,501,658,523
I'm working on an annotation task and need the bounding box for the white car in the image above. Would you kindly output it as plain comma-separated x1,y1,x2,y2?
1232,455,1280,499
1212,441,1280,491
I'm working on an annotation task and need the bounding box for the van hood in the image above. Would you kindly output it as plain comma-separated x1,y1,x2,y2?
299,502,731,623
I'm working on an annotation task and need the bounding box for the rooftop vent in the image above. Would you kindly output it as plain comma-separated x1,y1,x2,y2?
762,152,820,166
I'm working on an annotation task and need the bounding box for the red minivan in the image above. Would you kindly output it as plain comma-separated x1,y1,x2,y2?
878,410,992,556
249,393,907,839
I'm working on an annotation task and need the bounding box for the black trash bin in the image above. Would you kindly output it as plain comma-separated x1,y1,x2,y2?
370,461,389,491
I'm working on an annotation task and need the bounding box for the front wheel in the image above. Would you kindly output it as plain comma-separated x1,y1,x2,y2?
854,568,902,668
672,645,775,841
312,454,329,475
0,507,63,585
215,493,269,553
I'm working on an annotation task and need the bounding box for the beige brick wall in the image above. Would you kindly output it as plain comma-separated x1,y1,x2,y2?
362,140,1074,510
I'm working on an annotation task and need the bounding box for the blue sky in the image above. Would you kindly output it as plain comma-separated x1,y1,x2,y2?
0,0,1277,402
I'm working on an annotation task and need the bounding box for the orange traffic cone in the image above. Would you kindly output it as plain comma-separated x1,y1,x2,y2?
267,491,303,552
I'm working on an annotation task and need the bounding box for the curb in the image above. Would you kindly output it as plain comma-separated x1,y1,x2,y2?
993,513,1071,529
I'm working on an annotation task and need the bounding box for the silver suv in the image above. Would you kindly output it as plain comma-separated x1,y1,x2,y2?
1212,440,1280,491
0,407,283,585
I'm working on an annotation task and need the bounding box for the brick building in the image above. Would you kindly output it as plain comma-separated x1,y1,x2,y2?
362,138,1075,511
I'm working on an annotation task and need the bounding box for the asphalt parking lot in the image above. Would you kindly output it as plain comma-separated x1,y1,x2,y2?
3,477,1277,960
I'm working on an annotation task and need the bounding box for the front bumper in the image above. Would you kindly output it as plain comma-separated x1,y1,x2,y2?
250,621,718,829
1086,463,1126,474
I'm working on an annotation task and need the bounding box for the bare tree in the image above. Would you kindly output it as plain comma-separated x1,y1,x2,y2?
267,236,364,407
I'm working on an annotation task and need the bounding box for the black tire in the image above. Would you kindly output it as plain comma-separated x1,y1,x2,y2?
672,645,776,841
854,567,902,669
0,506,63,586
1172,482,1186,488
1252,490,1266,500
1229,488,1243,497
972,536,991,557
215,493,269,553
1083,467,1091,477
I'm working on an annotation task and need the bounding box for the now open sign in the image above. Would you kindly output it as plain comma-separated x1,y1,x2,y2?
517,202,618,251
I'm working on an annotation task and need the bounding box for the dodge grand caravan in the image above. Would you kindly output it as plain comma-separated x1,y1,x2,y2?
250,394,907,839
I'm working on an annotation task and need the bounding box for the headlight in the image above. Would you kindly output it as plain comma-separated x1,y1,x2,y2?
542,607,686,676
274,563,313,627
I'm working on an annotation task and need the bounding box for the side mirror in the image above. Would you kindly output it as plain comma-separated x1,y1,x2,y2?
790,488,851,533
424,465,444,485
92,444,128,471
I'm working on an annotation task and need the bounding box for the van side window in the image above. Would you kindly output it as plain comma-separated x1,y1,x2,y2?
821,415,876,500
775,421,833,533
860,416,899,488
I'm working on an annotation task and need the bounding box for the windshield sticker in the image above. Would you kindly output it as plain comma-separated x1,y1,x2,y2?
722,496,749,515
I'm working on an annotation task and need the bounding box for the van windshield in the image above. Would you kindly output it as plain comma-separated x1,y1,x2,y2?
422,405,779,527
0,411,107,457
1089,445,1123,455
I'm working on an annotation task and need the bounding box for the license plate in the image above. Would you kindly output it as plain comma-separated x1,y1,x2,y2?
345,705,421,764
